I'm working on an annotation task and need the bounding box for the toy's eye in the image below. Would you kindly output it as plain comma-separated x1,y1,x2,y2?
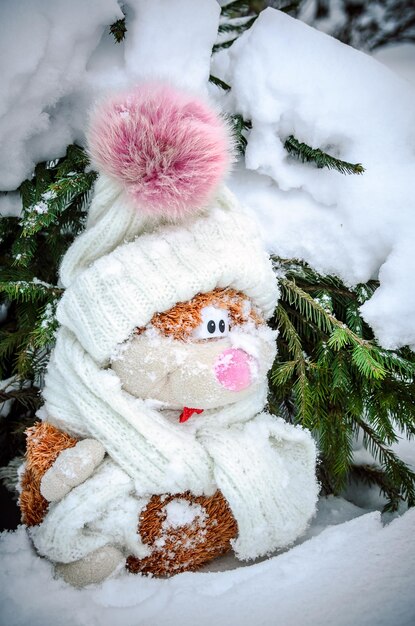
192,306,230,340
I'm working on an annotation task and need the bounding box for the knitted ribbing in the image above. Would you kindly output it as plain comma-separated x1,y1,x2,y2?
37,319,318,563
199,413,319,560
59,175,149,288
30,459,150,563
43,328,217,496
32,411,318,564
57,187,279,365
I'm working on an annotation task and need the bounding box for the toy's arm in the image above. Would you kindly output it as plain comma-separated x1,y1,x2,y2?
20,422,104,526
40,438,105,502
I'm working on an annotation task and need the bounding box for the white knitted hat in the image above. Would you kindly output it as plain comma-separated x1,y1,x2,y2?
56,84,279,365
58,183,277,365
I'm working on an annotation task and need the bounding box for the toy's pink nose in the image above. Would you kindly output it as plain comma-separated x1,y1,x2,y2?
214,348,254,391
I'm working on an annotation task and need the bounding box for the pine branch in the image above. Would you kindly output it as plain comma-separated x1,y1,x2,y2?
284,135,365,175
220,1,253,19
269,257,415,508
9,146,94,270
218,16,257,35
1,144,94,386
110,17,127,43
0,386,40,411
349,464,401,512
19,171,96,238
0,280,63,303
214,2,257,51
209,75,231,91
230,114,252,155
354,417,415,509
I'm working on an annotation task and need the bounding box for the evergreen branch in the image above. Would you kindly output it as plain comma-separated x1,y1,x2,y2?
20,171,96,237
292,371,315,430
278,1,301,13
279,278,334,335
209,75,231,91
351,344,387,380
0,330,28,375
220,1,253,19
273,303,303,360
269,258,415,505
213,38,239,53
270,360,297,386
0,386,40,410
110,17,127,42
0,280,63,303
284,135,365,175
30,300,59,348
56,145,91,174
349,464,401,512
354,416,415,509
280,278,374,349
376,350,415,378
322,415,355,483
218,16,256,34
230,114,252,155
10,235,37,268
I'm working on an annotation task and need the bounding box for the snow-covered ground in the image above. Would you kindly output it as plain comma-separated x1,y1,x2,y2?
1,499,414,626
1,1,415,624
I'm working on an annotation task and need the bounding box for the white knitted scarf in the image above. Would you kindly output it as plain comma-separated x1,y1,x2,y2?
32,327,318,564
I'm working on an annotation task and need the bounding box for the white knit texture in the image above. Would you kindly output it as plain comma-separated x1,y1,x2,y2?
32,409,317,564
36,320,318,564
199,413,319,560
57,184,279,365
31,459,150,563
59,175,149,288
43,328,217,496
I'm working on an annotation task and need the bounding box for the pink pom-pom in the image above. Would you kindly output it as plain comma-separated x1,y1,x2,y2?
87,84,234,220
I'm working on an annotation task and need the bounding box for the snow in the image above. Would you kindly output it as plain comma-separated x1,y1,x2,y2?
1,501,414,626
163,499,207,529
0,191,22,217
0,0,219,191
212,8,415,351
0,0,122,191
373,43,415,87
123,0,219,91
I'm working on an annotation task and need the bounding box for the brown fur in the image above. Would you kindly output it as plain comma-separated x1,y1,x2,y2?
20,422,78,526
20,423,238,575
137,288,263,341
127,491,238,576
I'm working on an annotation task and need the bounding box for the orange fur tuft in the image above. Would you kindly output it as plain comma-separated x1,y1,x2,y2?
20,422,78,526
137,288,263,341
126,490,238,576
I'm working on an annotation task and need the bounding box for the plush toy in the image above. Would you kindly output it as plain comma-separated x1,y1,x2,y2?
19,83,318,587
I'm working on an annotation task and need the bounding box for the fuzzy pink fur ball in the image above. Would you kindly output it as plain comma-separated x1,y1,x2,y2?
87,84,233,220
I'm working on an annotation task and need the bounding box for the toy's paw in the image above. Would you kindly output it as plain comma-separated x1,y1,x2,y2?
127,491,237,576
40,439,105,502
55,546,124,587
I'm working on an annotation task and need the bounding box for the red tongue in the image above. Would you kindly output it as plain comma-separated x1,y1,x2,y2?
179,407,204,423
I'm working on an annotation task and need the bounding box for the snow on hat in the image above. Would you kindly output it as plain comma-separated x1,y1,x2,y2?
57,83,278,365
